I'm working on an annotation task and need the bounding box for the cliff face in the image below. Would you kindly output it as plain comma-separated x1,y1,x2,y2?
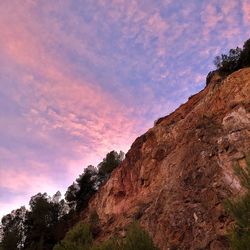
85,68,250,250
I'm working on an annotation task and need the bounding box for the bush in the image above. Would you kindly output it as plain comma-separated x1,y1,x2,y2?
53,221,158,250
123,222,158,250
89,210,101,238
53,223,92,250
225,157,250,249
91,239,120,250
91,222,157,250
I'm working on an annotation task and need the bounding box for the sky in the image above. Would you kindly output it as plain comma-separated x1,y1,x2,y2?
0,0,249,218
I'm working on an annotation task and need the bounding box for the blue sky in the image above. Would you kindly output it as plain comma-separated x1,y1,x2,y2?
0,0,249,217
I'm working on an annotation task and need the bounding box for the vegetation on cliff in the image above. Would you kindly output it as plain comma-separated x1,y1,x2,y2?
214,39,250,76
53,222,158,250
225,157,250,250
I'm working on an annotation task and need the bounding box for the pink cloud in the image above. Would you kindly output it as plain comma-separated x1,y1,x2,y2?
0,169,56,193
201,3,222,33
200,0,242,43
1,0,249,218
0,1,145,215
0,198,27,219
242,0,250,25
0,165,60,218
0,0,141,144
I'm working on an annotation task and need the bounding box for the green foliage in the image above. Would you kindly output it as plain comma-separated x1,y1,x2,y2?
214,47,242,75
238,39,250,68
76,169,97,210
1,230,20,250
214,38,250,76
89,210,101,238
0,193,68,250
97,151,124,184
0,150,124,250
53,223,92,250
1,206,26,250
123,222,158,250
65,151,124,212
91,239,120,250
90,211,99,227
24,192,66,250
91,223,158,250
225,157,250,250
64,184,79,209
65,167,97,211
52,221,158,250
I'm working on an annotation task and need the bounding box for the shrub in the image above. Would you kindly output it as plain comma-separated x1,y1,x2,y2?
123,222,158,250
53,223,92,250
91,239,120,250
92,222,158,250
89,210,101,238
225,157,250,249
53,221,158,250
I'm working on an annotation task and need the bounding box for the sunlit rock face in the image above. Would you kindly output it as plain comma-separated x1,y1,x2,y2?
83,68,250,250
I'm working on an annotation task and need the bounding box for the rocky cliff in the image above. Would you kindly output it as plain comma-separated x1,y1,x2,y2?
83,68,250,250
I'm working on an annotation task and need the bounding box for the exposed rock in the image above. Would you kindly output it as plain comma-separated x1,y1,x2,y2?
222,106,250,132
206,70,222,86
83,68,250,249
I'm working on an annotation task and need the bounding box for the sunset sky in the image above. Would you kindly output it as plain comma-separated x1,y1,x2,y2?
0,0,249,217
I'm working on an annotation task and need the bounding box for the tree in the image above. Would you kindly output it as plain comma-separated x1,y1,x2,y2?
65,166,98,211
64,183,79,210
24,192,65,250
1,150,125,249
64,151,124,212
213,38,250,76
97,151,124,185
1,207,26,250
214,47,242,75
75,167,97,210
225,157,250,249
238,39,250,68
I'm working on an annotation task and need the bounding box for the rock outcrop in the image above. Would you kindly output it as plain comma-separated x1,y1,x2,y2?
83,68,250,250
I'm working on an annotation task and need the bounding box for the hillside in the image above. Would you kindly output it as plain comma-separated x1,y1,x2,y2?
83,68,250,250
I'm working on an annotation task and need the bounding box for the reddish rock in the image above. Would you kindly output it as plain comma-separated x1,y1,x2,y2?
83,68,250,249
